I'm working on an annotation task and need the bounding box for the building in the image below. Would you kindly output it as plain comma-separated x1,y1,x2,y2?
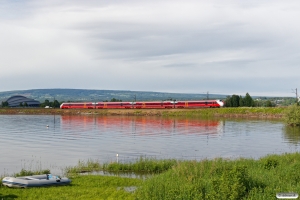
4,95,40,107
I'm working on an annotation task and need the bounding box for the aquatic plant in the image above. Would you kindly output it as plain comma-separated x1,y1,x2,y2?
13,169,51,177
65,157,178,175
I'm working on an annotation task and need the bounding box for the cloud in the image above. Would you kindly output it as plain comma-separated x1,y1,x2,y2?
1,0,300,96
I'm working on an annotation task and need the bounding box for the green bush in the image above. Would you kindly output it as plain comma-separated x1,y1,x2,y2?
285,104,300,126
135,160,256,200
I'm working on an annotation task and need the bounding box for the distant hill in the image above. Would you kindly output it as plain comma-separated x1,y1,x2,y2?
0,89,227,102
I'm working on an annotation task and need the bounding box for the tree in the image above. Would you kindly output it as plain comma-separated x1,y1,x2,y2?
239,96,244,107
110,98,122,102
231,95,240,107
224,96,232,107
1,101,9,107
224,95,240,107
44,99,50,106
24,102,28,107
265,100,273,107
53,100,60,108
19,102,23,107
244,93,254,107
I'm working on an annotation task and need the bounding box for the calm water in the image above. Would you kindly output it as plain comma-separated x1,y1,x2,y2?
1,115,300,175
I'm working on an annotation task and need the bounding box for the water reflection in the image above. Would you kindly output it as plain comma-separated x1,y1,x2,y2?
61,116,224,137
1,115,299,176
283,126,300,145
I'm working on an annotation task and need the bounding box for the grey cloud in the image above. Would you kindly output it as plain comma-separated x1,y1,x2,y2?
1,0,300,96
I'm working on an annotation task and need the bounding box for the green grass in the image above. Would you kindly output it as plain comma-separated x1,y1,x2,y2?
0,175,142,200
135,153,300,200
65,157,177,175
3,153,300,199
160,107,286,117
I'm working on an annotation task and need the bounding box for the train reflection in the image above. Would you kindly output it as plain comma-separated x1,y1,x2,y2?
61,116,223,137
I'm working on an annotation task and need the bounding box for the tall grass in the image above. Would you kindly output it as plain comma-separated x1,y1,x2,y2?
65,157,178,175
135,153,300,200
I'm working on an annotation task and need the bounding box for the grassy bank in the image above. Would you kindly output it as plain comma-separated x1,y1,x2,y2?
135,153,300,199
0,175,141,200
0,107,286,118
2,153,300,199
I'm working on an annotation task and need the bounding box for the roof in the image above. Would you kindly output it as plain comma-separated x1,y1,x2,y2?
5,95,40,107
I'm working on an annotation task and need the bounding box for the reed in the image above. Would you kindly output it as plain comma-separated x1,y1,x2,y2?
65,157,177,175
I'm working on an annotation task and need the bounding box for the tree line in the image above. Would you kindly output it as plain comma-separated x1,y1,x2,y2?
224,93,274,107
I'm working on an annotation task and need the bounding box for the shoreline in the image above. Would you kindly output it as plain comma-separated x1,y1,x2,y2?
0,107,286,119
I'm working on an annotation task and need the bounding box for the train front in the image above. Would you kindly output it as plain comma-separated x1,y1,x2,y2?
216,100,224,107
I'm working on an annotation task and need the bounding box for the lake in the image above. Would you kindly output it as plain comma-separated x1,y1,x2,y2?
1,115,300,175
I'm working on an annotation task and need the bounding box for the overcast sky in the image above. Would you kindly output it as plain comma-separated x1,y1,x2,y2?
1,0,300,97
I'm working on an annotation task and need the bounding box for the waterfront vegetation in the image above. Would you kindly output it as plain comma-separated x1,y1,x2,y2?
2,153,300,199
65,157,177,174
285,103,300,126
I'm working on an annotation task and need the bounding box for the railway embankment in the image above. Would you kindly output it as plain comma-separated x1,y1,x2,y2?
0,107,286,119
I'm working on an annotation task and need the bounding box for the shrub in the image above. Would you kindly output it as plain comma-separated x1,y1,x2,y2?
285,104,300,126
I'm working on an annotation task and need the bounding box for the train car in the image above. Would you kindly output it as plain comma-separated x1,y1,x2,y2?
60,100,224,109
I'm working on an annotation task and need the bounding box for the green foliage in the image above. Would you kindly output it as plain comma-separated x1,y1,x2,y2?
5,153,300,199
53,100,60,108
0,175,141,200
1,101,9,107
239,96,244,107
285,104,300,126
225,93,254,107
65,159,102,174
262,158,279,170
110,98,122,102
244,93,254,107
13,169,51,177
104,98,123,102
65,157,177,175
40,99,62,108
103,157,177,173
135,153,300,199
265,100,273,107
135,160,253,200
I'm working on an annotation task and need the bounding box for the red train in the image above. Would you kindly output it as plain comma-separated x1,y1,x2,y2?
60,99,224,109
